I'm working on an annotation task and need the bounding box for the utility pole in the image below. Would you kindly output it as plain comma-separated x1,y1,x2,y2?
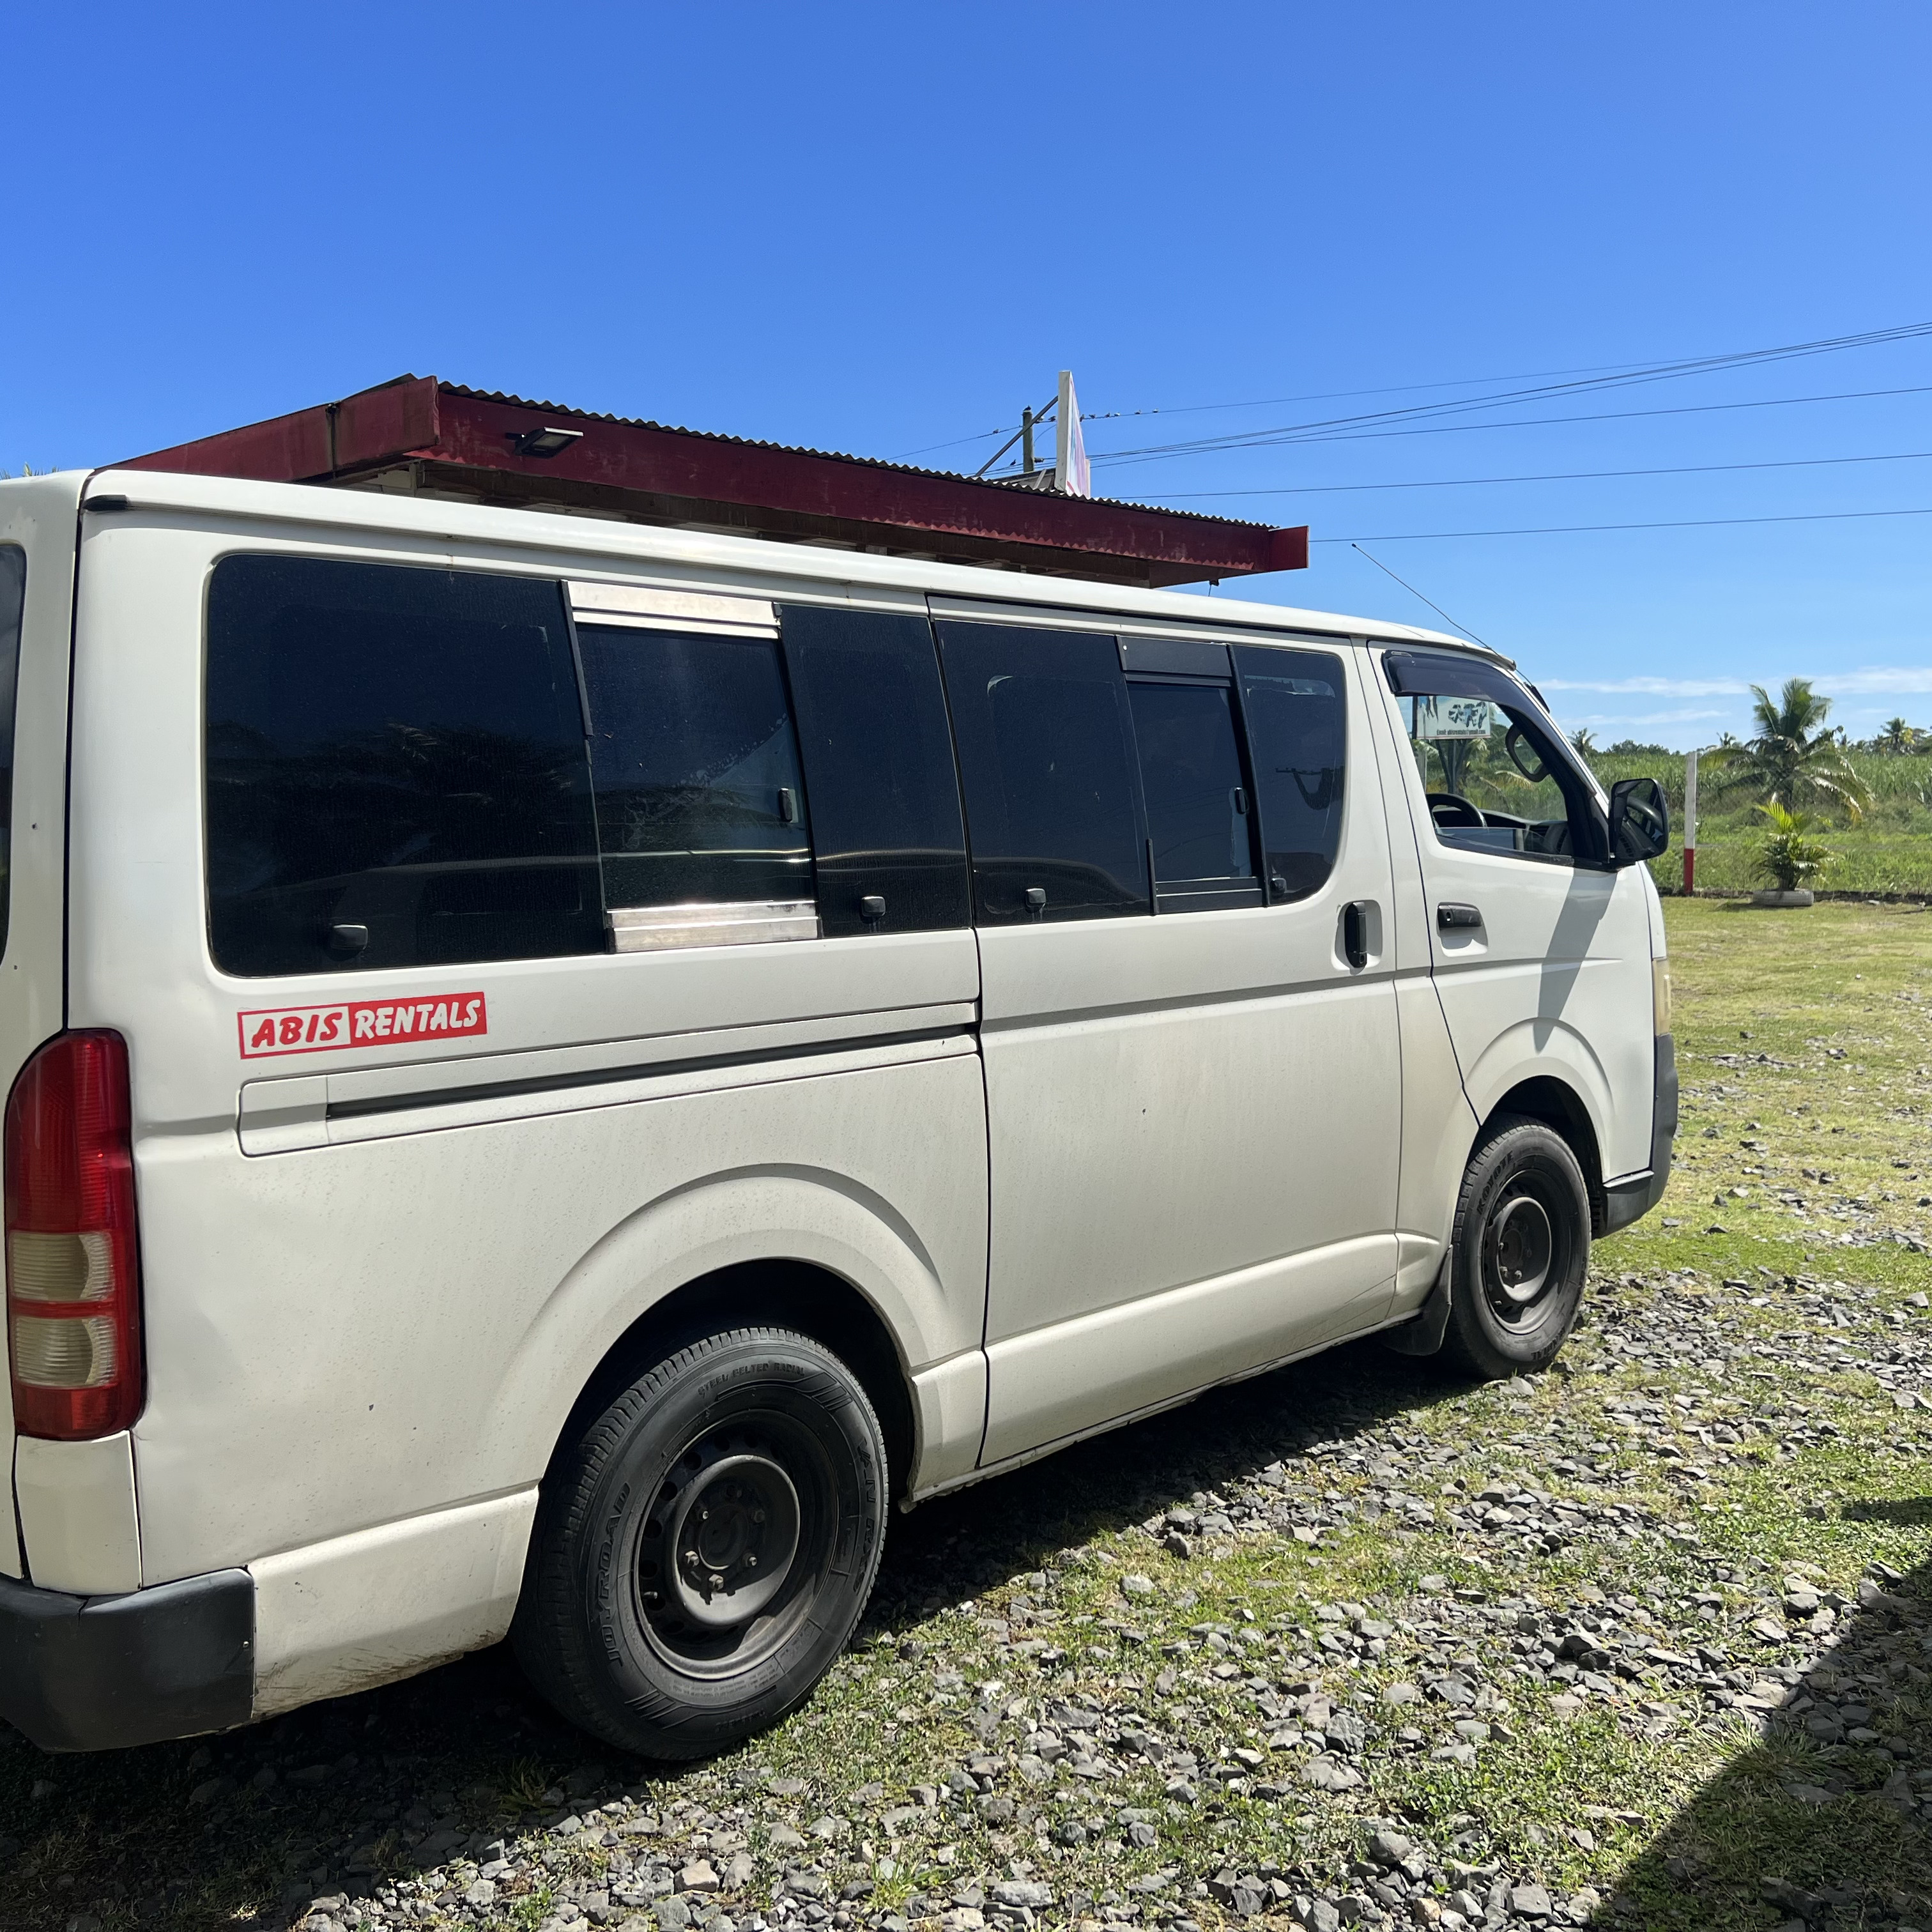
972,390,1061,485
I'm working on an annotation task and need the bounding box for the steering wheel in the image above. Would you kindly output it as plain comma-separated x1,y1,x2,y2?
1426,791,1485,827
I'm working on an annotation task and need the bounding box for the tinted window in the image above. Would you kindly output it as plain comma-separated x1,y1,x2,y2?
1128,680,1259,905
1388,648,1602,866
205,557,601,977
778,604,969,937
938,622,1147,923
1234,645,1347,901
0,546,20,959
578,625,812,909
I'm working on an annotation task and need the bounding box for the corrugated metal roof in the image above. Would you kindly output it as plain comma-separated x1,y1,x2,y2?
434,380,1276,533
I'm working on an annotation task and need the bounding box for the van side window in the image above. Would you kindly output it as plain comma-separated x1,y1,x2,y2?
777,605,969,937
1128,680,1262,912
204,557,602,977
0,545,22,960
1234,646,1347,902
937,622,1149,924
576,625,814,921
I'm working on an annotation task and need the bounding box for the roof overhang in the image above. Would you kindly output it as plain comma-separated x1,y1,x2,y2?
119,376,1308,590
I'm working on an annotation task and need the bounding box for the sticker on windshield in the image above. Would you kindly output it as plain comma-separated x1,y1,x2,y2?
1411,695,1494,741
238,993,489,1059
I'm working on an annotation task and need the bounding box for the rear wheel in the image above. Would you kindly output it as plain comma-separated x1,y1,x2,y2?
1441,1116,1590,1378
514,1326,887,1758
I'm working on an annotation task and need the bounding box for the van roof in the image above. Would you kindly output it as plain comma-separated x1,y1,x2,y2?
73,466,1506,664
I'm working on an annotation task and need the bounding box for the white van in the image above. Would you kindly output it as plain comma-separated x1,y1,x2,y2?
0,468,1674,1758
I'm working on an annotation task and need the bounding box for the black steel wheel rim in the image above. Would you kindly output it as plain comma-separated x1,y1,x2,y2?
632,1409,833,1680
1482,1180,1563,1326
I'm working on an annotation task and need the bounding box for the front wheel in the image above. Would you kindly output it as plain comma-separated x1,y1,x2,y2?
513,1326,888,1758
1441,1116,1590,1378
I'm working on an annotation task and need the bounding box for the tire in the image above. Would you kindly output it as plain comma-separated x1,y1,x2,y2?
513,1326,888,1759
1440,1115,1591,1379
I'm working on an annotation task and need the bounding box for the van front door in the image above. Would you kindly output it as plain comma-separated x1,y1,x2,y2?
1373,647,1657,1192
938,618,1404,1467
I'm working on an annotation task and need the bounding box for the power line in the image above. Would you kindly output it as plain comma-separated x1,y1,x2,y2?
1086,324,1932,464
1133,321,1932,429
1148,450,1932,498
1308,506,1932,544
893,319,1931,461
1093,385,1932,470
1348,545,1490,647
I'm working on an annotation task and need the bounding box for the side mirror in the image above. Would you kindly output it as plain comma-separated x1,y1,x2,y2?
1608,776,1669,867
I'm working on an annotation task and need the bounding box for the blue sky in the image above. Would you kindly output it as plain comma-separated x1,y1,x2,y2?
3,2,1927,747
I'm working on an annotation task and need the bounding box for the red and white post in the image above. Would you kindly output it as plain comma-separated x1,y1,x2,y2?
1682,747,1699,896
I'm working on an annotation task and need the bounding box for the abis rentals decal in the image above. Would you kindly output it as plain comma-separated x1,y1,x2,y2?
239,993,488,1059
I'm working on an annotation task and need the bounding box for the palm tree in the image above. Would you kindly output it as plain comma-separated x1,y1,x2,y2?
1879,717,1918,755
1707,677,1871,820
1570,726,1598,756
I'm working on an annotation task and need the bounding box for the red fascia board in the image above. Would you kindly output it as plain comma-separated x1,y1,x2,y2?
120,401,335,482
337,378,440,468
120,376,1308,574
431,389,1294,573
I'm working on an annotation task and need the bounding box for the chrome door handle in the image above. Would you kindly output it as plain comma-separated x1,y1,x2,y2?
1437,902,1482,930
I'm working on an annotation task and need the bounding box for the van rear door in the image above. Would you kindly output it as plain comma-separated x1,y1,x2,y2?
0,475,84,1579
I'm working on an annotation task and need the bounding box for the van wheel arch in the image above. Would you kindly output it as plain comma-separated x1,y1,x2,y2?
1481,1077,1607,1236
544,1259,917,1504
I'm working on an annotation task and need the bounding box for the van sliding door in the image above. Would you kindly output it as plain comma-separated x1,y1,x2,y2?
944,618,1403,1468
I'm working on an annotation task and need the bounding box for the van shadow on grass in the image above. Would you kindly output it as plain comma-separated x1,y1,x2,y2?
1591,1542,1932,1932
0,1336,1466,1932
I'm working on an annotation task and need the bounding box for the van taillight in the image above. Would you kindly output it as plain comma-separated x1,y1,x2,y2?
4,1032,142,1440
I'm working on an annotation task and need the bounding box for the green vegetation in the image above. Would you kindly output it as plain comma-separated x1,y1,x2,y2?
1575,680,1931,896
1752,800,1834,893
1578,745,1932,897
1703,678,1872,822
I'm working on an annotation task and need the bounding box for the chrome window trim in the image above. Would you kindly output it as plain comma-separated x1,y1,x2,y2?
568,581,778,637
605,900,820,953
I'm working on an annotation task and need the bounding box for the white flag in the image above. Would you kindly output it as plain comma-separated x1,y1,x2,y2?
1056,369,1091,498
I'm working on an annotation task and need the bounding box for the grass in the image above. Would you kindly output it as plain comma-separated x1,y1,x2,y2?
1,901,1928,1931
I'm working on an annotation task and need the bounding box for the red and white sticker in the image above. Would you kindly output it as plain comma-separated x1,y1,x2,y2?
238,993,489,1059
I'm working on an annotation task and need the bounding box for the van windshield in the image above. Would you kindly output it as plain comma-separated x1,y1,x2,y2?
0,546,22,957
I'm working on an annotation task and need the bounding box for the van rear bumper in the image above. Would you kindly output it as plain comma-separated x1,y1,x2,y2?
0,1567,254,1752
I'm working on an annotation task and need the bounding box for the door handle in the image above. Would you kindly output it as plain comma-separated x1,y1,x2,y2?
1341,900,1372,969
1437,902,1483,930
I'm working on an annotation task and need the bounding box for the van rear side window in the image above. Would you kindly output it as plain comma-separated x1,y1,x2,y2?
1234,646,1347,902
576,625,813,914
0,546,20,959
204,556,604,977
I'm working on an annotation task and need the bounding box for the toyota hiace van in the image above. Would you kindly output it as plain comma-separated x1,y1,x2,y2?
0,470,1673,1756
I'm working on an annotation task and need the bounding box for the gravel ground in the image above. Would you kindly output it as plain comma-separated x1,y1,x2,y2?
3,900,1929,1932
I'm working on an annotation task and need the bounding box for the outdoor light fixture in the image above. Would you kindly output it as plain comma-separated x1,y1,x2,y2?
508,425,585,459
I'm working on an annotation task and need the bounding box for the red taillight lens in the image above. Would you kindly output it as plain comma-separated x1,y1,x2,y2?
5,1032,143,1439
